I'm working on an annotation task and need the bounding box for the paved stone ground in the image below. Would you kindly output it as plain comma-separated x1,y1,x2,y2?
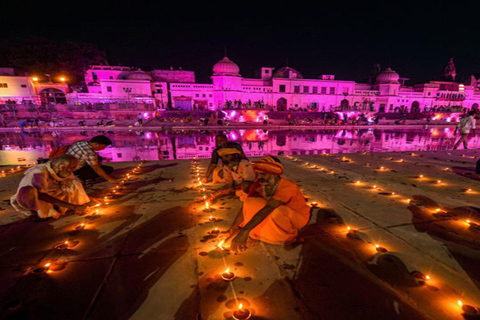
0,149,479,320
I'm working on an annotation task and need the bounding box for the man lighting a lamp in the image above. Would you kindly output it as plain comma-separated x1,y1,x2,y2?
226,156,311,252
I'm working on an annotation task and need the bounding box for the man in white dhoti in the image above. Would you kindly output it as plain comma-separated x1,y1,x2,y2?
10,154,93,220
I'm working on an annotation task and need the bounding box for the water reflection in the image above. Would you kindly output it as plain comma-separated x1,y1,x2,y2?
0,128,478,165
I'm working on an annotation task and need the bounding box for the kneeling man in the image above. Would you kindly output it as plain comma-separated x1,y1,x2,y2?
10,154,93,219
228,156,310,252
209,148,255,202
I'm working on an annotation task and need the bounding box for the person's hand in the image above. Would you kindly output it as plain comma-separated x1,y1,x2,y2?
230,229,250,253
224,225,241,242
74,204,90,215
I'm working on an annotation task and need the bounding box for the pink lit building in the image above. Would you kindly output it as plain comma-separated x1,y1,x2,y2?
2,57,479,122
66,57,480,122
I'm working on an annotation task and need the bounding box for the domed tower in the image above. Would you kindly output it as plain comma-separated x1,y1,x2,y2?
212,56,241,77
273,67,303,79
127,69,152,81
374,67,401,96
211,56,242,109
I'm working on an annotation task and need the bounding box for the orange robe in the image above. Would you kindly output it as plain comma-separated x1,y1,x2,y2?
240,178,310,245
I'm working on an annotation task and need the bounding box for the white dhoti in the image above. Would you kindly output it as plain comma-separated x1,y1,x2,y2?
10,163,90,218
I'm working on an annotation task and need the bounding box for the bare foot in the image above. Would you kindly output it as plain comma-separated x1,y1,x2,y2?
247,237,260,248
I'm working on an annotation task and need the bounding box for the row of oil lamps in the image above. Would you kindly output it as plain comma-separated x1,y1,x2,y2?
284,154,480,317
0,163,36,177
32,163,144,274
191,158,250,319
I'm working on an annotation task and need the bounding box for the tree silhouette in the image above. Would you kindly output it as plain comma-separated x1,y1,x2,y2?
0,37,108,83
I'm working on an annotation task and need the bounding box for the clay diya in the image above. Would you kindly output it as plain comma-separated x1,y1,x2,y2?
375,244,388,253
458,300,479,316
233,304,251,320
221,268,235,281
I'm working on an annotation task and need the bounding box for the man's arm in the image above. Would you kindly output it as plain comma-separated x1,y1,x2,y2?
90,164,118,184
225,204,245,239
38,192,88,212
231,198,284,252
203,163,217,183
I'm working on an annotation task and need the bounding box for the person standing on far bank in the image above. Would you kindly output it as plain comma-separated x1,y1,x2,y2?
454,111,476,150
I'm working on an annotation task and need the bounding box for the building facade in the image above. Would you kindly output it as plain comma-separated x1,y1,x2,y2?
1,57,479,121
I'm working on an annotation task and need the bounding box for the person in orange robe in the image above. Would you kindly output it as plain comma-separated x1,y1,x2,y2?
227,156,311,252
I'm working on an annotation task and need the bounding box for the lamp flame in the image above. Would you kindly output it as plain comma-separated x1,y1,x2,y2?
458,300,463,307
239,303,243,310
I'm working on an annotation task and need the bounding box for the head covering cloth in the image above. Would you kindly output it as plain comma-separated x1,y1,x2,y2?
253,156,284,175
217,148,242,157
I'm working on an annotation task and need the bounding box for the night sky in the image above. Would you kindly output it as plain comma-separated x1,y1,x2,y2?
3,0,480,84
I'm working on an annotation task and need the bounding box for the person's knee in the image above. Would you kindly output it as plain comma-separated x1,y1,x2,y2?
101,165,114,175
18,186,38,199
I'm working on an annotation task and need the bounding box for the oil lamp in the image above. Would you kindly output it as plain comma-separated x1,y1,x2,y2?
221,268,235,281
211,227,220,235
54,241,69,250
375,244,388,253
33,262,51,274
354,181,361,185
346,226,357,235
205,202,210,210
75,223,86,231
372,185,377,189
417,174,424,179
436,180,442,184
310,201,318,207
233,303,251,320
458,300,479,315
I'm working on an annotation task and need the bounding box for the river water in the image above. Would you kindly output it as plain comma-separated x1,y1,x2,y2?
0,127,478,165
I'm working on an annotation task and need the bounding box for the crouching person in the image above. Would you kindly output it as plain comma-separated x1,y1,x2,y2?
209,148,255,203
227,156,311,252
10,154,93,220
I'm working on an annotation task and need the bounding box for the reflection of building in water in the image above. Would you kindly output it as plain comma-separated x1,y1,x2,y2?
0,129,478,164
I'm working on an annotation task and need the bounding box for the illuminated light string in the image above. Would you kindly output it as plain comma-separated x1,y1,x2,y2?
190,160,244,314
283,155,479,308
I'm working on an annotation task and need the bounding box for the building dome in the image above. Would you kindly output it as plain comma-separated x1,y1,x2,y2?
273,67,303,79
376,67,400,84
212,56,240,76
127,69,152,81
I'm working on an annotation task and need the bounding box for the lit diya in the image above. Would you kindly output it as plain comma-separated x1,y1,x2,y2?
210,227,220,235
346,226,357,234
458,300,479,316
75,223,86,231
221,268,235,281
233,303,251,320
310,201,318,207
54,241,70,250
32,262,51,274
375,244,388,253
411,271,430,282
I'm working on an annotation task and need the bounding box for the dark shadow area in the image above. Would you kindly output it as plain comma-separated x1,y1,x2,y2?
451,166,480,182
286,208,433,319
409,195,480,292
